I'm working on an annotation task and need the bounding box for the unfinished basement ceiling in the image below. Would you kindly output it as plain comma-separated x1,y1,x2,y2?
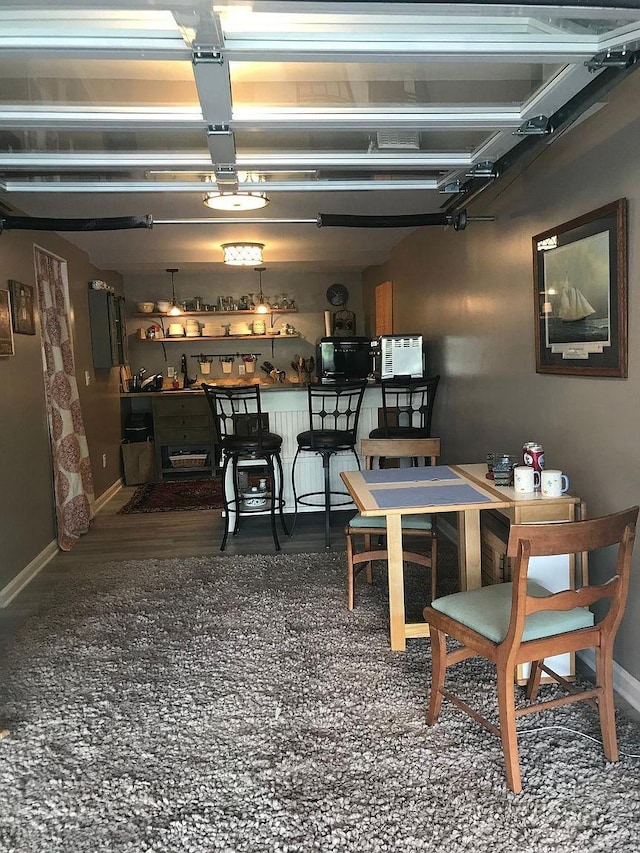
0,1,639,272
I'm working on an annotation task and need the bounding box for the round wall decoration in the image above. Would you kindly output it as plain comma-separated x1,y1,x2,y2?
326,283,349,306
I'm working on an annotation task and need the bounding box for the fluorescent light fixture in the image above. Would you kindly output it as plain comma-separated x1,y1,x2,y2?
222,242,264,266
203,191,269,211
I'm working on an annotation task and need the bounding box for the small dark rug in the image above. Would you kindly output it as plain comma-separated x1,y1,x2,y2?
119,477,223,513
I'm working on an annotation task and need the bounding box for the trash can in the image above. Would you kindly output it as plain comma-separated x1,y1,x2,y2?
123,412,153,443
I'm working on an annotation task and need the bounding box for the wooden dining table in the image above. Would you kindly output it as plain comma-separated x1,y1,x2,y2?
340,463,582,651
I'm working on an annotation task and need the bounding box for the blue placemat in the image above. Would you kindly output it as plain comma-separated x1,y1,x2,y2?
362,465,459,484
371,483,493,509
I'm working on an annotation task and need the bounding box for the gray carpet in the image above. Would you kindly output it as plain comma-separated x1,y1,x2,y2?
1,551,640,852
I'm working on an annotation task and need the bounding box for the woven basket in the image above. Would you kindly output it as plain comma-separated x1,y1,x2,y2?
169,453,208,468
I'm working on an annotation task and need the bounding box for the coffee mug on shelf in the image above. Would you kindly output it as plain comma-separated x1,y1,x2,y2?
513,465,540,493
541,469,570,498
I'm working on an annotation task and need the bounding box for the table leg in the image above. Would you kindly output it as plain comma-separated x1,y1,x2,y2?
458,509,481,590
386,513,406,651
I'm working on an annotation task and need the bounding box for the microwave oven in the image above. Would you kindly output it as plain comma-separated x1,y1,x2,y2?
317,336,373,381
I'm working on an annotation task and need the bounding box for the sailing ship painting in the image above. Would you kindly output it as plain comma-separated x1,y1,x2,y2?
543,231,611,347
557,277,595,321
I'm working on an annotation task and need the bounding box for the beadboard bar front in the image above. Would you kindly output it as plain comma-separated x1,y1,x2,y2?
121,384,382,514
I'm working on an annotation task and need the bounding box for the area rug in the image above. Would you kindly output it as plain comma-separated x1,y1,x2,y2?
119,477,223,513
1,552,640,852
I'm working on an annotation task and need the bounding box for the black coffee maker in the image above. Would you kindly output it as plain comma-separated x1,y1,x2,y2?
316,336,373,381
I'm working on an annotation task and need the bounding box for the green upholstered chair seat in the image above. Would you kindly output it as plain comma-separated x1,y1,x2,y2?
430,580,594,644
348,513,433,531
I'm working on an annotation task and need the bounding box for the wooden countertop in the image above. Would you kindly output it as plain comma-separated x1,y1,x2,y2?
120,379,381,398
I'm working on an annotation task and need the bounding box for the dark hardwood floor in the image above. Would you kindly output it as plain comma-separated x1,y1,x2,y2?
0,485,352,640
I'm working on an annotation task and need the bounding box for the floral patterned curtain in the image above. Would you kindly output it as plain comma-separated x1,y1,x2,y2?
34,246,95,550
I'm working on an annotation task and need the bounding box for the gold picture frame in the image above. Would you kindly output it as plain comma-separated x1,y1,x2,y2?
0,288,15,356
8,280,36,335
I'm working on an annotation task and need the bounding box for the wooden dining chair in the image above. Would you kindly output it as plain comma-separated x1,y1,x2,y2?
345,437,440,610
423,506,638,793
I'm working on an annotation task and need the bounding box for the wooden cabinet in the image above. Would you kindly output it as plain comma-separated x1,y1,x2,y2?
481,510,510,586
89,289,128,368
152,395,216,479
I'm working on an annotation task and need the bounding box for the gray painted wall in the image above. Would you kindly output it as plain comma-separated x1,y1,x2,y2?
0,240,364,592
0,228,123,589
363,69,640,680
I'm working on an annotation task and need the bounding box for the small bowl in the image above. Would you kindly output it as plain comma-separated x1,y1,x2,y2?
155,300,171,313
137,302,155,313
242,488,267,508
243,497,267,508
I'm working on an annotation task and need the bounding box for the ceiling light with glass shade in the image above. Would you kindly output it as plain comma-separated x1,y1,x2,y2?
203,171,269,211
222,242,264,266
203,190,269,211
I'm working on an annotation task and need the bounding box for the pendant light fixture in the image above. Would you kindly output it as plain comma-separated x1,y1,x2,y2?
221,242,264,266
254,266,269,313
166,267,182,315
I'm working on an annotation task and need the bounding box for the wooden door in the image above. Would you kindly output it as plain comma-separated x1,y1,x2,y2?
375,280,393,336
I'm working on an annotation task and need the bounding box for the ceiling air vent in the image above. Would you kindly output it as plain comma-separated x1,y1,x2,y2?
376,130,420,150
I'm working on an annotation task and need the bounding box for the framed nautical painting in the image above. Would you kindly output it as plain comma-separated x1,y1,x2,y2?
533,199,627,377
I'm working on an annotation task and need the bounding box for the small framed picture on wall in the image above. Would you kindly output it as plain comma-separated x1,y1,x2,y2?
8,280,36,335
0,288,15,356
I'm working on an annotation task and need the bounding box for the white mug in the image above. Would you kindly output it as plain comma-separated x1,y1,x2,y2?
513,465,540,493
541,469,570,498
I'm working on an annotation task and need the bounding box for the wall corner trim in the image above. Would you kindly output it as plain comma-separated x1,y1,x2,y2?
0,540,59,608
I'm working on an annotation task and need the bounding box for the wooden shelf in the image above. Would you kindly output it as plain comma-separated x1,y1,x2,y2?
135,309,298,318
136,333,300,342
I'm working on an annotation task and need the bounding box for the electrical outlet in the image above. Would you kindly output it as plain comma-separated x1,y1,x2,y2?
238,363,246,375
102,453,107,468
85,370,91,386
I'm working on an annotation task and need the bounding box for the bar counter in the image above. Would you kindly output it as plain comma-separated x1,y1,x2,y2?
121,382,382,509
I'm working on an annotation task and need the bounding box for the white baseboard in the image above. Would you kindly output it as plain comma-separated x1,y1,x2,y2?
577,649,640,715
0,479,122,609
0,539,59,608
94,478,122,513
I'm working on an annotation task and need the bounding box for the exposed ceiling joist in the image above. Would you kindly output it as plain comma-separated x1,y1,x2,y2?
2,1,640,272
